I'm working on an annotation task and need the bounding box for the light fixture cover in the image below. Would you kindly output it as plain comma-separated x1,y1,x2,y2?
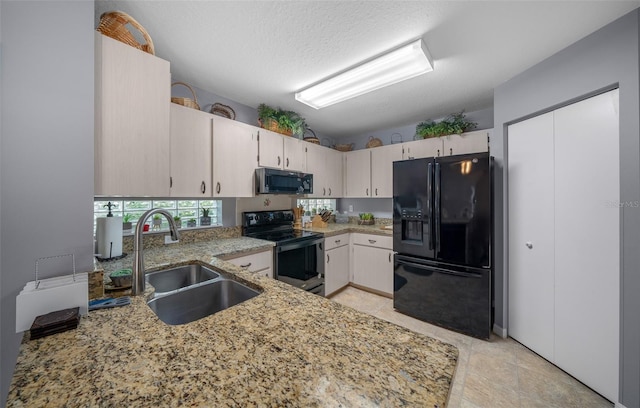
295,39,433,109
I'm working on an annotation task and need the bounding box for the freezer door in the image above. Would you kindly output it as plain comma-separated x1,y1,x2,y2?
393,255,491,339
392,158,435,259
434,153,491,268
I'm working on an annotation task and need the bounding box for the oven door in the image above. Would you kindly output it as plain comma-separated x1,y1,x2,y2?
275,237,325,295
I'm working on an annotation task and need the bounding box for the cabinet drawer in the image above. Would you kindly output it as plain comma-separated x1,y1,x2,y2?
324,233,349,251
225,250,272,273
351,234,392,249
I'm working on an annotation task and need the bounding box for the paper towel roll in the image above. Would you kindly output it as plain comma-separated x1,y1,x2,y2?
96,216,123,259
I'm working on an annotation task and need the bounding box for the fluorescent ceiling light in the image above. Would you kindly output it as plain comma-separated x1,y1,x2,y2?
295,39,433,109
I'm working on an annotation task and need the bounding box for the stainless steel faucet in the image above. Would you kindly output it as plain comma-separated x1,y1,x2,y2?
132,208,181,295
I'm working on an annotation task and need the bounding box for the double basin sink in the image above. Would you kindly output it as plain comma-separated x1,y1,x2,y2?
146,263,261,325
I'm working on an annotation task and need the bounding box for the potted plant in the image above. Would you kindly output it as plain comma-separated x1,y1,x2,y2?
415,111,477,139
200,208,211,226
187,218,197,228
122,213,133,231
173,215,182,229
152,214,162,230
257,103,306,138
358,212,375,225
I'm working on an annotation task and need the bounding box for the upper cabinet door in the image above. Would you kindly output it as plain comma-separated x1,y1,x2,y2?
95,33,171,196
169,104,212,197
442,130,489,156
283,136,306,172
402,138,443,159
304,142,327,197
345,149,371,197
370,144,403,197
258,129,284,169
212,116,258,197
325,148,344,198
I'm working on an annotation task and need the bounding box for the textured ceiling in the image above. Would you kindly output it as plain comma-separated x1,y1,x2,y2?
95,1,639,138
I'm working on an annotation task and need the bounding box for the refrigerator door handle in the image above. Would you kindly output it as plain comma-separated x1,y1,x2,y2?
434,162,441,252
396,259,482,279
427,162,433,250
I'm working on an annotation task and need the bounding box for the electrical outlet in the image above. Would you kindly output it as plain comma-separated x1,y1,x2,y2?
349,205,354,212
164,235,179,245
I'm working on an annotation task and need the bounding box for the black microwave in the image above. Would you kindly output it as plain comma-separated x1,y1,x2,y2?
255,168,313,195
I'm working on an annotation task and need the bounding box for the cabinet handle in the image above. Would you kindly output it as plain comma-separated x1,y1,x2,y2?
526,242,533,249
216,182,221,194
286,157,289,167
366,188,369,196
170,176,173,188
277,156,281,165
368,239,376,244
240,262,252,268
437,149,441,157
328,188,332,196
450,148,453,156
335,239,340,244
323,187,326,196
375,188,378,196
326,254,330,263
201,181,206,194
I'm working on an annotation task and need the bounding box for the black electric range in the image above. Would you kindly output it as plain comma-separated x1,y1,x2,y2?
242,210,325,295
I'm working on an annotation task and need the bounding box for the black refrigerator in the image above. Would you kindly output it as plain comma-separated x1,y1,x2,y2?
393,152,492,339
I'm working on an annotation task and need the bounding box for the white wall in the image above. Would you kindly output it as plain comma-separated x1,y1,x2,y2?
0,1,95,402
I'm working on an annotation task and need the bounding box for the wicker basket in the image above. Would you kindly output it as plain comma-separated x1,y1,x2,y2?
366,136,383,148
303,128,320,144
259,118,293,137
334,143,354,152
210,103,235,120
97,11,155,55
171,82,200,110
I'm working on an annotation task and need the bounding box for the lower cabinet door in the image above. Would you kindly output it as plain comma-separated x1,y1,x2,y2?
352,245,393,295
325,245,349,296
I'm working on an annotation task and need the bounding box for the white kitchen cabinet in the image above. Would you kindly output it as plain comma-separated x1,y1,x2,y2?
402,138,443,159
212,116,257,197
370,144,403,198
344,149,371,197
95,33,171,196
283,136,306,172
508,89,619,402
351,234,393,296
258,129,305,172
169,104,212,197
324,233,350,296
224,249,273,278
306,143,344,197
442,130,489,156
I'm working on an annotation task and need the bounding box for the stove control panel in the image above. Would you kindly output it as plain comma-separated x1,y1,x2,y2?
243,210,294,227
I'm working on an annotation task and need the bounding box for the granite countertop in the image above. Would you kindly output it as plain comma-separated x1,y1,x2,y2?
8,237,458,407
303,222,393,237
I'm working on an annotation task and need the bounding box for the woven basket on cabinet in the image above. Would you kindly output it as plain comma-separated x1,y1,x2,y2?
259,118,293,137
97,11,155,55
366,136,383,148
171,82,200,110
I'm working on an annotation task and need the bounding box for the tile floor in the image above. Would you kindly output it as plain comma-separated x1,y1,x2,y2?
330,286,613,408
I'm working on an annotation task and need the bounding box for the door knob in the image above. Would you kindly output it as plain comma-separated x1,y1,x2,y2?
525,242,533,249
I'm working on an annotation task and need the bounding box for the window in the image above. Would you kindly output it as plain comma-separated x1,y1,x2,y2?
93,199,222,233
296,199,336,215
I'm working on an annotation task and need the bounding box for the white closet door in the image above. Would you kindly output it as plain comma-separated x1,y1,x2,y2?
508,112,556,361
553,89,619,402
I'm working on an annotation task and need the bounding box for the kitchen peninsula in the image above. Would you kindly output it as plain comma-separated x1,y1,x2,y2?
7,237,458,407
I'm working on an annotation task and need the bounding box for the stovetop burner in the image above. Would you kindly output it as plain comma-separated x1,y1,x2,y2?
242,210,322,245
